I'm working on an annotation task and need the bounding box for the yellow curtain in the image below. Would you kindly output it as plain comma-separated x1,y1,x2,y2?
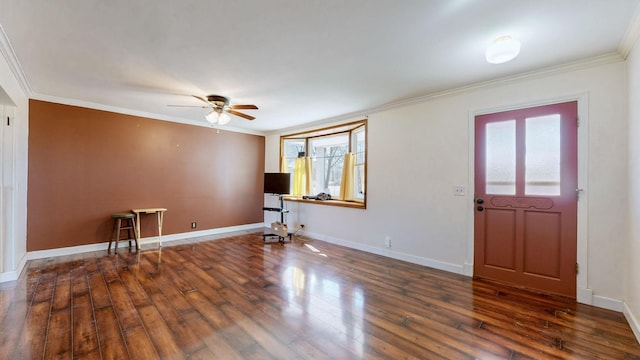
280,156,288,173
339,152,355,200
305,156,312,194
293,157,312,196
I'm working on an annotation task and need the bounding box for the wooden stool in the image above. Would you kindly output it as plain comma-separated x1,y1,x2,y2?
108,212,138,253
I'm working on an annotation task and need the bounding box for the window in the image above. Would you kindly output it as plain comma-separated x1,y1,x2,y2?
281,120,367,208
352,125,365,201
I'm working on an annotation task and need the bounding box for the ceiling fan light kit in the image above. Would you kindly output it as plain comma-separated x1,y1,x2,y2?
205,109,231,125
169,94,258,125
485,35,521,64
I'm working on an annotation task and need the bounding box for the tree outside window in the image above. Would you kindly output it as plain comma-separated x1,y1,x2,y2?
280,120,366,207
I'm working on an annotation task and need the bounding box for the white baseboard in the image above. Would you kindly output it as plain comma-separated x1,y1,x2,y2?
303,232,635,318
0,270,20,283
0,223,264,282
137,223,264,246
623,302,640,344
27,223,264,261
463,262,474,276
0,253,27,283
592,294,624,312
577,287,594,305
27,242,111,260
5,224,637,344
306,231,465,275
577,287,624,312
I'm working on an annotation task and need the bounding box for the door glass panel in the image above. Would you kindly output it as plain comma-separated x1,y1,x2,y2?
485,120,516,195
525,115,561,195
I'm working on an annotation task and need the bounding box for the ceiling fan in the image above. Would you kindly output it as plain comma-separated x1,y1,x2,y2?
169,95,258,125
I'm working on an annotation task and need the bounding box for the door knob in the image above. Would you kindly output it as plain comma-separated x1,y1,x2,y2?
477,206,484,212
476,198,484,204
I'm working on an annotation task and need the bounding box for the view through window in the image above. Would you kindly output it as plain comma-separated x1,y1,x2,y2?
281,120,366,207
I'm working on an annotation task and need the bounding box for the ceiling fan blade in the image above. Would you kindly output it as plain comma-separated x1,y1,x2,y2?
168,104,210,108
230,104,258,110
227,109,255,120
192,95,210,105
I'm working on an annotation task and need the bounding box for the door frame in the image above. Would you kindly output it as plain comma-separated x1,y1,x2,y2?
465,93,591,304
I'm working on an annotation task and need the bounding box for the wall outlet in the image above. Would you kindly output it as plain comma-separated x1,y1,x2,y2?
453,186,465,196
384,236,392,248
191,222,197,229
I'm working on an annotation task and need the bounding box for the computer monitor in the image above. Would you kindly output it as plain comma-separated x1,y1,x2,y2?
264,173,291,195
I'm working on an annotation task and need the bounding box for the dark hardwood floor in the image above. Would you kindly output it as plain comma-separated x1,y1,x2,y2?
1,232,639,359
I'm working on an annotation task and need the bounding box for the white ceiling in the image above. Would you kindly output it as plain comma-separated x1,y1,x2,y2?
0,0,639,132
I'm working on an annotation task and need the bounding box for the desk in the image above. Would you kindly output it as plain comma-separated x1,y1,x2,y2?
131,208,167,248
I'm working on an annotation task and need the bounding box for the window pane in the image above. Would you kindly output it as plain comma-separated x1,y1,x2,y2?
354,164,365,200
283,139,305,173
283,139,306,158
280,119,367,206
485,120,516,195
525,115,561,196
309,134,349,196
352,127,365,200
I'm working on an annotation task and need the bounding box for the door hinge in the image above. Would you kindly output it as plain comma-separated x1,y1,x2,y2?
576,116,579,127
576,262,579,275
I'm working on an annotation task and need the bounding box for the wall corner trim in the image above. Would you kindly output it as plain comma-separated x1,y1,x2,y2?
0,253,27,283
0,25,32,96
578,287,625,312
577,287,594,305
623,302,640,344
463,263,474,277
619,2,640,59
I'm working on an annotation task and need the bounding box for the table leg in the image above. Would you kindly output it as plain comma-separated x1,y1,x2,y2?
157,211,164,247
135,212,141,242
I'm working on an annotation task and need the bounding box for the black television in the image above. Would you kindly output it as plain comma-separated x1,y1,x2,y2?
264,173,291,195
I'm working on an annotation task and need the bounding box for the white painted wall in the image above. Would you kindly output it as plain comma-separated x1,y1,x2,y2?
0,43,29,282
267,60,629,308
626,31,640,340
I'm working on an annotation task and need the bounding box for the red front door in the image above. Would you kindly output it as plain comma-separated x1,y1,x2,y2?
474,101,578,298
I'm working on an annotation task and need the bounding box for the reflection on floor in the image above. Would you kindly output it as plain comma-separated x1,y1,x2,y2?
1,231,639,359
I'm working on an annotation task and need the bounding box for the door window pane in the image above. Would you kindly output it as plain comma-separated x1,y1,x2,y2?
486,120,516,195
525,115,561,196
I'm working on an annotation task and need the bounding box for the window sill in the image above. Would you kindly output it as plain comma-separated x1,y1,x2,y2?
283,197,366,209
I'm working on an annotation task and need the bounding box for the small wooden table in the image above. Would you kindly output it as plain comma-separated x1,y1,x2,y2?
131,208,167,248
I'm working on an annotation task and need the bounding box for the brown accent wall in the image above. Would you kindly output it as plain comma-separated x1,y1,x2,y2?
27,100,265,251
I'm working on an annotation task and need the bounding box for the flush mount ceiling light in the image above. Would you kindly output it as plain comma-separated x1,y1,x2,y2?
485,35,521,64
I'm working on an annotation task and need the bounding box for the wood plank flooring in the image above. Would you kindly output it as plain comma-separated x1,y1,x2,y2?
1,232,639,359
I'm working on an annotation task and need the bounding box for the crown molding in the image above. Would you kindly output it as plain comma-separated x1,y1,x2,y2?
1,25,264,136
0,25,32,96
619,2,640,59
386,53,624,108
272,53,625,135
1,19,627,137
31,93,266,136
